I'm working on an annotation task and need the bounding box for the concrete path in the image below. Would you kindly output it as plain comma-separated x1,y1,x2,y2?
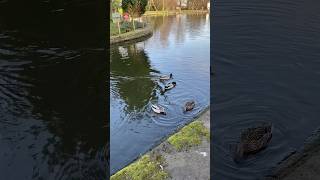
151,109,210,180
111,109,210,180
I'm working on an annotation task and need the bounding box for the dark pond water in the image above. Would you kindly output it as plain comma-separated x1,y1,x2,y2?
110,14,210,174
212,0,320,179
0,2,107,179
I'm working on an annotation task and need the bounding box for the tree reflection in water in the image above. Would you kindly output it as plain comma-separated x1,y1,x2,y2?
110,42,158,115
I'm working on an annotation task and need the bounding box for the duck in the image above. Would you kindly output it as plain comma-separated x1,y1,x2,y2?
160,82,177,94
184,101,195,111
235,123,272,160
159,73,173,81
151,104,166,115
164,82,176,91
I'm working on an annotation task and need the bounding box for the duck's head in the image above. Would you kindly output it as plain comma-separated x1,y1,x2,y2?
263,123,272,133
169,73,173,78
186,101,195,105
172,82,176,85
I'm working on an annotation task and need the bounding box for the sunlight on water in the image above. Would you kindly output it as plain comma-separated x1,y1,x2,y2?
110,14,210,174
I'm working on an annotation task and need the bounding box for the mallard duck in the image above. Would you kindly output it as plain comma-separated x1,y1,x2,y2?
184,101,195,111
164,82,176,91
151,104,166,115
235,123,272,159
160,82,176,94
159,73,173,81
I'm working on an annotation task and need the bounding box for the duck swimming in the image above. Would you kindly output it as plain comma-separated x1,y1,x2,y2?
184,101,195,111
160,82,177,94
159,73,173,81
164,82,176,90
235,123,272,160
151,104,166,115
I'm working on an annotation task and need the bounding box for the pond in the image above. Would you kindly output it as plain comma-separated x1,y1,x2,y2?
0,6,107,179
212,0,320,179
110,14,210,174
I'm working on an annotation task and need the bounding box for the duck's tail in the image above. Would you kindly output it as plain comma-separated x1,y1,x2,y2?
230,143,244,163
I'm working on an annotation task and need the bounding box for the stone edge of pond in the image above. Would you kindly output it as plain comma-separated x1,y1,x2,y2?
110,107,210,179
110,25,153,45
265,128,320,179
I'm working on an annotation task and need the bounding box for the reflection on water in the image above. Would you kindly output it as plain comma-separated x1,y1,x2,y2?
110,14,210,174
111,45,157,114
0,4,107,179
212,0,320,179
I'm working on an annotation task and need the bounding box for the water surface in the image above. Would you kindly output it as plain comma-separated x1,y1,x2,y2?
110,14,210,174
212,1,320,179
0,3,107,179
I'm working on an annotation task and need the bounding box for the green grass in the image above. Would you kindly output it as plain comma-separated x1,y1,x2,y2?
168,121,209,151
110,22,120,36
111,155,169,180
110,21,145,36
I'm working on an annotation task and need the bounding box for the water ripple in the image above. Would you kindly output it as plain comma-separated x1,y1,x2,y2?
213,0,320,179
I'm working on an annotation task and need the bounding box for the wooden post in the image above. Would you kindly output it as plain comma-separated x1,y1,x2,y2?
132,18,135,31
142,17,145,28
162,0,164,11
117,21,121,34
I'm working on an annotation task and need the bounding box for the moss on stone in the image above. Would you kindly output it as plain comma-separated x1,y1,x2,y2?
110,155,169,180
168,121,209,151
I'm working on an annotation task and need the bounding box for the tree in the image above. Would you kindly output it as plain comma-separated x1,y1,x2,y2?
122,0,148,30
150,0,177,11
187,0,208,10
122,0,148,16
111,0,123,22
112,0,122,12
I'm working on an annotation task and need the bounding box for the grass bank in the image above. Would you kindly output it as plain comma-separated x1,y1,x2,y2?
110,22,153,45
110,21,146,36
110,155,169,180
168,121,209,151
111,108,210,180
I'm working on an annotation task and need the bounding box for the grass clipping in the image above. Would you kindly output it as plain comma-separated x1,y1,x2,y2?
111,155,168,180
168,121,209,151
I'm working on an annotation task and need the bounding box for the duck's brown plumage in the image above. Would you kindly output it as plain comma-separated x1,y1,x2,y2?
236,123,272,158
185,101,195,111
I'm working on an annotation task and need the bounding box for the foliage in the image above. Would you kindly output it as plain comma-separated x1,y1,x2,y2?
112,0,123,18
122,0,148,17
147,0,209,11
112,0,122,11
110,22,119,36
110,155,168,180
148,0,178,11
187,0,208,10
110,21,145,36
168,121,209,151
